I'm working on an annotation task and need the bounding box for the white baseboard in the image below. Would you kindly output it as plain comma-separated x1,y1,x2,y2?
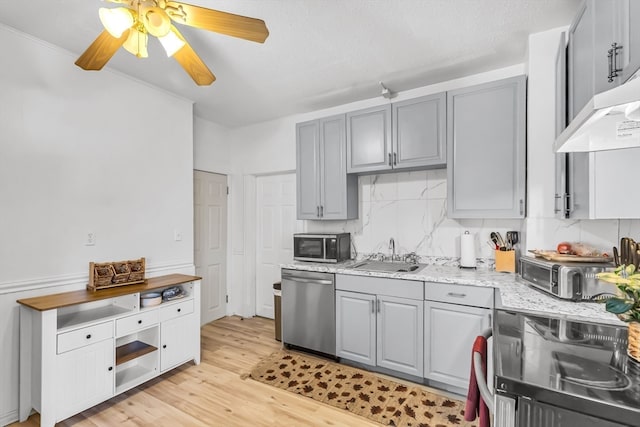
1,409,18,426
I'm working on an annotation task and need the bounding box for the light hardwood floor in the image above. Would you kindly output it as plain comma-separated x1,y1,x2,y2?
11,316,380,427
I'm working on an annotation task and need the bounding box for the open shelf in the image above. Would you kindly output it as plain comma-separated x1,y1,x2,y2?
116,340,157,366
115,364,157,394
57,305,132,331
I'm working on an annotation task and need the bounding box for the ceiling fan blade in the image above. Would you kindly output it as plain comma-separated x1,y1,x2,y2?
165,1,269,43
171,26,216,85
75,29,129,70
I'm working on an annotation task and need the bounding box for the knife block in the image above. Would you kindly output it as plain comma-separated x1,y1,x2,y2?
495,250,516,273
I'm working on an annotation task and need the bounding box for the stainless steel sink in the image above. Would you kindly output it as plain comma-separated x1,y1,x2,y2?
349,261,426,274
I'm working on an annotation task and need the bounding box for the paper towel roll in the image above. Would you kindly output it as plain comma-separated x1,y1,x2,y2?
460,231,476,268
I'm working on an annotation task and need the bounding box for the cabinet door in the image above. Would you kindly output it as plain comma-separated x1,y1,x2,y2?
567,0,620,121
377,295,423,377
161,313,196,371
392,93,446,170
296,120,320,219
620,0,640,83
424,301,490,391
447,75,526,218
555,32,569,219
320,115,356,219
346,105,392,173
336,290,376,366
55,338,114,422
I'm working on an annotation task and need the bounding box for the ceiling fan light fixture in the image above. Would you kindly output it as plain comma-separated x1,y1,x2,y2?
98,7,134,38
123,28,149,58
144,7,171,37
159,30,186,57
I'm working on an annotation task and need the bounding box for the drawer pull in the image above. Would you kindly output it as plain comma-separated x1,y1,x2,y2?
86,334,92,339
138,320,142,324
163,344,167,349
446,292,467,298
108,366,113,371
177,308,181,313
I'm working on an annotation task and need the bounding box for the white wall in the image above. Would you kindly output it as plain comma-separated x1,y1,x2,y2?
0,25,195,424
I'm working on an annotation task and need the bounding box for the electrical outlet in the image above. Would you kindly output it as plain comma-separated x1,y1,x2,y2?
174,230,182,241
85,232,96,246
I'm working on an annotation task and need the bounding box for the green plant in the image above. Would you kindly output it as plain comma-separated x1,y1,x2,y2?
597,265,640,322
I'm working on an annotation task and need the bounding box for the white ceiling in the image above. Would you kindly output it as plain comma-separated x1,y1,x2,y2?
0,0,581,128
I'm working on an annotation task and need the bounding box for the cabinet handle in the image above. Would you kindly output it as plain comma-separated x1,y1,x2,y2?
607,43,623,83
86,334,92,339
177,308,181,313
388,153,392,166
371,300,375,314
316,206,320,217
376,299,381,313
393,152,397,165
108,366,113,371
519,199,524,216
163,344,167,349
446,292,467,298
320,205,323,217
138,320,142,324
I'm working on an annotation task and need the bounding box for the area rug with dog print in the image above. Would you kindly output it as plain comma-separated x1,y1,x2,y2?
247,351,479,427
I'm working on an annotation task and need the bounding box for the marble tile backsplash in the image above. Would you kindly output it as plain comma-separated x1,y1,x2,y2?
305,170,639,265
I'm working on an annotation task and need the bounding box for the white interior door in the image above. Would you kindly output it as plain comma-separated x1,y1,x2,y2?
194,171,228,324
256,173,302,318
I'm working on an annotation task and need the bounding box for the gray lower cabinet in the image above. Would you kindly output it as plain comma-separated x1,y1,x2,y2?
346,93,446,173
335,290,423,377
447,75,527,219
296,115,358,220
424,283,493,394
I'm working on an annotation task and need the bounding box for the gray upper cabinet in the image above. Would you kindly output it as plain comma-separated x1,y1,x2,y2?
296,115,358,220
447,75,527,219
346,105,392,173
392,93,446,170
346,93,446,174
568,0,639,121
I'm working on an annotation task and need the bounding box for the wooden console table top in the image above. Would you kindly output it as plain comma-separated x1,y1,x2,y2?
17,274,201,311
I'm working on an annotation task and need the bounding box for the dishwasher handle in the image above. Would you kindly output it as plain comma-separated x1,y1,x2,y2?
282,277,333,285
474,328,494,413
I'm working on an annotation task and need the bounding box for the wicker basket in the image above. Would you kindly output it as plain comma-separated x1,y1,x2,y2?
112,262,131,284
629,322,640,363
94,264,115,287
128,258,145,282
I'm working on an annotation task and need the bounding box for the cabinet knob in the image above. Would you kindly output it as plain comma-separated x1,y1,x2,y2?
108,366,113,371
177,308,181,313
86,334,92,339
138,320,142,324
163,344,167,349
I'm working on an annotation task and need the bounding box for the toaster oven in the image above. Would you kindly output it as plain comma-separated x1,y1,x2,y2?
519,256,614,301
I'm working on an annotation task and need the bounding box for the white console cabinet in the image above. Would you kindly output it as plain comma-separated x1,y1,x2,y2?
17,274,201,427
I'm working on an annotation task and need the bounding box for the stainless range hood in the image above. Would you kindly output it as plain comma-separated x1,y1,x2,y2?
554,75,640,152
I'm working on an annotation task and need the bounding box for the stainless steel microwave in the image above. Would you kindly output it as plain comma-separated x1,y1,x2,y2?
293,233,351,263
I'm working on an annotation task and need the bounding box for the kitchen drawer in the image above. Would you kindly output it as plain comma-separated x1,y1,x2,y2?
425,282,494,308
116,309,159,337
57,321,113,354
159,299,194,322
336,274,423,300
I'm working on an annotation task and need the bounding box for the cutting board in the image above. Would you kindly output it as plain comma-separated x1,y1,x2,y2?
528,249,613,263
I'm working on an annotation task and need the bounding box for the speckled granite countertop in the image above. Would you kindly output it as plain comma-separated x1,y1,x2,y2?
281,261,624,326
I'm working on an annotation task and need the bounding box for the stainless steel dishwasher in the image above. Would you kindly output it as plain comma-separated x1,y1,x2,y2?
281,269,335,357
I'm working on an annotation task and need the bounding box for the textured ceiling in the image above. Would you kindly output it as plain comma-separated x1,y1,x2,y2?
0,0,581,127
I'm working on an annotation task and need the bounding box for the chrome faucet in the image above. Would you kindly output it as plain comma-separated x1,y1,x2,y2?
389,238,396,262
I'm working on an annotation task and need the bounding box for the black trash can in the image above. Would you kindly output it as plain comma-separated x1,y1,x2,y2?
273,281,282,341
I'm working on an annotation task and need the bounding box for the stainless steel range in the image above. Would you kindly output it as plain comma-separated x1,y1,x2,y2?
491,310,640,426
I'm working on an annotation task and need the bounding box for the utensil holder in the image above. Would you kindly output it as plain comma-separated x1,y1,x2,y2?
495,250,516,273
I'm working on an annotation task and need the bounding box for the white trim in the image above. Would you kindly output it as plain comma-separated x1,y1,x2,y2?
1,409,18,426
0,261,195,295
